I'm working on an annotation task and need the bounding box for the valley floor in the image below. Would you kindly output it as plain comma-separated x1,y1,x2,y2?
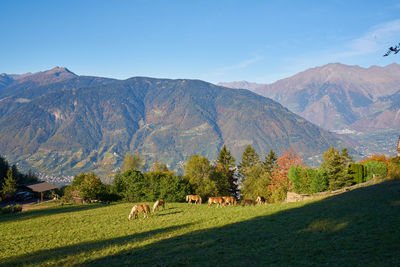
1,181,400,266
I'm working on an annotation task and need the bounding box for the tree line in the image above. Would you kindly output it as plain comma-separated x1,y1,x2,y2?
0,155,38,200
46,145,400,204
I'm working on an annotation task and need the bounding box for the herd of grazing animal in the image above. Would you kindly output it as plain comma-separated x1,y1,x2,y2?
128,195,268,220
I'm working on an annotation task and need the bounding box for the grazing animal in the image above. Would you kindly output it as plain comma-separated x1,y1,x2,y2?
241,199,256,206
208,197,226,207
222,196,237,206
186,195,202,204
128,204,151,220
152,199,165,212
256,195,267,205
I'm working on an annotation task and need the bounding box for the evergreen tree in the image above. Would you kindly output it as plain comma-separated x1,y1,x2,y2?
239,145,268,199
322,147,353,190
2,168,17,196
239,145,260,170
216,145,238,197
0,155,10,191
263,149,278,174
341,148,353,165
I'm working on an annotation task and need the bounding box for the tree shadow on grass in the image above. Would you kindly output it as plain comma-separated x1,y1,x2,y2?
1,223,195,266
85,181,400,266
0,204,107,224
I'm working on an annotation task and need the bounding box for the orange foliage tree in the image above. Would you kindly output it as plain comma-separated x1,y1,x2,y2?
267,148,304,202
359,155,388,166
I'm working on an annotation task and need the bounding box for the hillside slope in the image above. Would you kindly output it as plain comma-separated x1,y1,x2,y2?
0,75,342,177
1,180,399,266
220,63,400,131
220,63,400,157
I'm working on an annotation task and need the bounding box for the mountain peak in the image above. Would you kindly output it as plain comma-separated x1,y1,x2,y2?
46,66,76,76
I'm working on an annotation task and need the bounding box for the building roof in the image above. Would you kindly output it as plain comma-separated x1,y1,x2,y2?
26,182,58,192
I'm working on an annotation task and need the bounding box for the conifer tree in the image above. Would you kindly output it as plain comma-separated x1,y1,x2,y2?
239,144,261,188
322,147,353,190
263,149,278,174
239,145,270,199
216,145,238,197
2,168,17,196
239,145,260,171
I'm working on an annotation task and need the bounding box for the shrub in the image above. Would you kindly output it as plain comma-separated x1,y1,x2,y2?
363,160,388,181
113,170,191,202
1,204,22,215
156,173,191,202
288,166,310,194
77,172,103,201
348,163,366,184
98,184,121,202
387,157,400,180
289,167,329,194
309,168,329,193
113,170,148,202
62,185,74,203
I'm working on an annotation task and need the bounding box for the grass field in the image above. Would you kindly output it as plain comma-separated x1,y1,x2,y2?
1,181,400,266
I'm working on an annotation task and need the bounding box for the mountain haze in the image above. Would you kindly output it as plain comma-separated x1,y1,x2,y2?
219,63,400,131
220,63,400,157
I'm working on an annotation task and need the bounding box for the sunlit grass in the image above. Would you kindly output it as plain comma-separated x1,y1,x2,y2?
1,180,400,266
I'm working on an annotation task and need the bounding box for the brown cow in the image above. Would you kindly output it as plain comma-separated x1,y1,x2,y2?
222,196,237,206
128,204,151,220
256,195,267,205
152,199,165,212
241,199,256,206
208,197,226,207
186,195,202,204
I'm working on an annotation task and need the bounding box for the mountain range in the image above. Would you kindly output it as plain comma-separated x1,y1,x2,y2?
0,67,343,179
219,63,400,156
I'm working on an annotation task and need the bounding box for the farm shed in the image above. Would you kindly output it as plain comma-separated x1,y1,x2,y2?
26,182,58,202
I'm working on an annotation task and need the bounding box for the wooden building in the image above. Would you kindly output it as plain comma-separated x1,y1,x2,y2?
25,182,58,202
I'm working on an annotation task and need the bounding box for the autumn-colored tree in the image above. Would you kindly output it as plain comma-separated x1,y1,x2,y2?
359,155,388,166
267,148,304,202
387,156,400,180
360,155,399,180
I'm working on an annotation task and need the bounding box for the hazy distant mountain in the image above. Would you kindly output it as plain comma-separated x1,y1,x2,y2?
218,81,262,92
0,70,343,177
220,63,400,157
220,63,400,132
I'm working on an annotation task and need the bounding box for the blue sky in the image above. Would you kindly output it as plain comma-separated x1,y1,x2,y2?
1,0,400,83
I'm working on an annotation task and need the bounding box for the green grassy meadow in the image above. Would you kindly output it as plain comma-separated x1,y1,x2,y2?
1,181,400,266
